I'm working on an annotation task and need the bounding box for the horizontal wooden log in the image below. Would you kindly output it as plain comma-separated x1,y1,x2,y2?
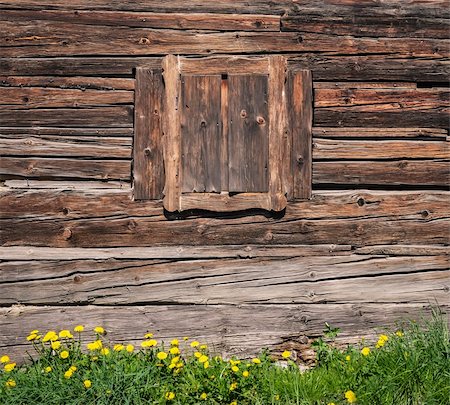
314,82,418,89
315,87,450,109
0,107,133,127
282,15,449,39
0,135,131,158
313,139,450,160
1,303,442,361
0,76,134,90
3,180,130,189
2,189,448,222
0,127,134,137
1,10,280,31
313,160,449,186
1,56,448,82
0,254,448,306
312,128,448,140
1,21,447,57
0,87,133,108
354,245,450,256
0,157,130,180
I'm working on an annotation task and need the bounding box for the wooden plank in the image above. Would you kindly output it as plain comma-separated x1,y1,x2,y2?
1,10,281,31
313,82,418,89
0,157,130,180
180,192,276,211
0,245,352,261
228,74,269,193
313,160,449,186
267,55,288,210
1,21,447,57
355,245,450,256
0,135,131,158
281,15,450,39
133,68,164,200
1,56,448,82
313,139,450,160
162,55,181,212
220,75,229,192
0,76,134,90
312,128,448,140
181,75,222,193
1,303,440,361
0,107,133,127
0,254,447,306
3,180,129,189
289,70,312,200
0,127,134,137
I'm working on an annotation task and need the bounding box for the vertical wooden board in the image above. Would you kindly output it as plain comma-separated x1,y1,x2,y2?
133,67,164,200
180,75,222,193
228,75,269,192
220,76,229,192
162,55,181,211
289,70,312,200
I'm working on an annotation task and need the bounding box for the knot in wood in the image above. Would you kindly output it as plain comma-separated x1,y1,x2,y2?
357,197,365,207
240,109,247,118
264,231,274,241
297,156,304,166
256,116,266,125
62,227,72,240
139,37,150,45
200,120,207,128
144,147,152,157
421,210,430,218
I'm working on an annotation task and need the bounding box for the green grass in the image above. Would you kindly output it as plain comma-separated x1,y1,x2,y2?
1,310,448,405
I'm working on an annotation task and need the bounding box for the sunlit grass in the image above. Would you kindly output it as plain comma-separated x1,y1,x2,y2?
1,310,448,404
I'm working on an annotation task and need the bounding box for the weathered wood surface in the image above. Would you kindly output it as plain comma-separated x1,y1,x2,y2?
1,188,448,246
0,254,448,306
1,10,280,31
133,68,164,200
1,20,447,58
0,127,134,138
1,56,448,82
3,180,130,189
312,128,448,140
1,303,442,361
313,160,449,187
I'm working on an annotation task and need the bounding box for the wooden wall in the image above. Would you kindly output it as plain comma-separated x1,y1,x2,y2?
1,0,449,361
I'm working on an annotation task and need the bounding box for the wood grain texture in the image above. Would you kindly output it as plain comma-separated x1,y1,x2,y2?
181,75,222,193
312,128,448,140
133,68,164,200
228,74,269,193
1,10,280,31
0,127,134,138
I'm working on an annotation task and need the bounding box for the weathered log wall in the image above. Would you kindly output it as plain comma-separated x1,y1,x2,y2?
0,1,449,361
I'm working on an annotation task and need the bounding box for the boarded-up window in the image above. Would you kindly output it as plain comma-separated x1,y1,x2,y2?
134,55,312,212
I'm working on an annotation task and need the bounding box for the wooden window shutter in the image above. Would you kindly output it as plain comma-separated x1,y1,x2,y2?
133,56,312,212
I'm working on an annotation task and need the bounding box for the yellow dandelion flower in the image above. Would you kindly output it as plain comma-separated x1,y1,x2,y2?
203,361,209,369
345,390,357,404
183,336,189,341
29,330,39,335
27,333,38,341
100,348,110,355
4,363,16,372
59,330,73,339
229,382,238,391
275,395,280,401
396,331,404,337
157,351,168,360
144,332,153,338
87,340,102,351
361,347,371,356
190,341,199,348
327,403,336,405
1,355,10,364
251,358,261,364
200,392,207,400
200,344,208,350
345,355,351,361
84,379,92,389
242,370,249,378
42,331,58,342
94,326,105,335
5,379,16,388
171,356,180,364
64,369,73,379
230,402,237,405
91,356,98,361
168,363,176,369
376,334,389,348
69,366,77,371
198,355,208,363
170,339,179,346
230,359,240,366
232,365,239,372
281,350,291,359
74,325,84,333
194,351,202,358
176,362,184,369
51,341,61,350
165,391,175,400
45,366,52,373
148,339,157,347
60,350,69,359
113,344,124,352
126,344,134,353
169,347,180,355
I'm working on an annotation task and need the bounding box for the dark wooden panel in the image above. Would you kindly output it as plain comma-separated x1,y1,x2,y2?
312,128,448,140
134,68,164,200
313,160,449,186
289,70,312,200
1,56,448,82
1,10,280,31
0,135,131,158
0,157,130,180
228,74,269,192
181,75,222,193
1,21,446,57
0,127,134,137
0,107,133,127
282,15,449,39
